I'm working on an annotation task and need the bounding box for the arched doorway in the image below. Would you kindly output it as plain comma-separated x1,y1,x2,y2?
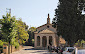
49,36,52,46
42,36,47,47
37,36,40,46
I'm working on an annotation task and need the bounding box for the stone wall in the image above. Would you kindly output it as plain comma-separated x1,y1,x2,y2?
3,44,23,54
34,33,57,49
3,44,8,54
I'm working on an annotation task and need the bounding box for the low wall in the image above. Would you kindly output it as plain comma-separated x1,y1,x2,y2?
0,51,5,54
77,47,85,50
1,53,5,54
3,45,23,54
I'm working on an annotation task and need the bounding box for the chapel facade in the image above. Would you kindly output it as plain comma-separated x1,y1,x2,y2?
34,14,66,49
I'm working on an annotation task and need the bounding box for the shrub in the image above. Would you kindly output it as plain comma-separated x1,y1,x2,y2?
14,42,19,49
0,40,3,48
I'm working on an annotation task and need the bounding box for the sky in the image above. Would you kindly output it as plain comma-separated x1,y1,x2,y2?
0,0,59,28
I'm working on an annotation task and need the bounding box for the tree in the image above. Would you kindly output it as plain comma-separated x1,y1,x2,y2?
0,13,17,54
75,39,85,47
26,27,36,46
52,0,85,46
0,13,29,54
0,31,3,40
15,19,29,45
29,27,36,32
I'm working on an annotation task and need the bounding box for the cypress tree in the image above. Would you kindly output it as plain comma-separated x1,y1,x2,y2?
52,0,85,46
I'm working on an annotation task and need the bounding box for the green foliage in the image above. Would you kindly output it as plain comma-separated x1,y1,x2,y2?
0,40,3,47
14,42,19,49
28,27,36,39
26,27,36,46
0,13,29,48
52,0,85,46
3,42,8,45
75,40,85,47
15,19,29,44
0,13,29,54
0,13,18,54
0,31,3,40
23,41,26,44
32,39,34,44
29,27,36,32
0,13,17,42
81,40,85,43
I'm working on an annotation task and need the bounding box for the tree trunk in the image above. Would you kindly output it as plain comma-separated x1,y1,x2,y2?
11,45,12,53
8,42,10,54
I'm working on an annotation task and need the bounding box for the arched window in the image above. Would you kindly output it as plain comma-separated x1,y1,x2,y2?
37,36,40,46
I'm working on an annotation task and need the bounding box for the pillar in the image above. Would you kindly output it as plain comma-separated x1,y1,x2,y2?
47,36,49,46
52,36,55,46
40,36,42,47
34,35,37,48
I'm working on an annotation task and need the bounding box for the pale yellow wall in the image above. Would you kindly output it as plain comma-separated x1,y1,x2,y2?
34,33,57,49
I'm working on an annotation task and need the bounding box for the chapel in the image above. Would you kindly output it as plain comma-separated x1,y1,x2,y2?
34,14,66,49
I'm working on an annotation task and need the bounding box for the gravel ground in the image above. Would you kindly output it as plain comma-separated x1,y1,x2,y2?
11,46,57,54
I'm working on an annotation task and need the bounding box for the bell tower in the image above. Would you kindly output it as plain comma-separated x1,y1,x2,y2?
47,13,50,24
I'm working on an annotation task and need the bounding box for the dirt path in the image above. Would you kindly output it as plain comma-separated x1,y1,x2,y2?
11,46,57,54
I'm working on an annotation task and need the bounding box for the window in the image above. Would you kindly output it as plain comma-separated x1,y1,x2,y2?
47,26,49,28
37,36,40,46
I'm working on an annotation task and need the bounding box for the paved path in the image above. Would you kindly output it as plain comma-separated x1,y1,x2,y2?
11,46,57,54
